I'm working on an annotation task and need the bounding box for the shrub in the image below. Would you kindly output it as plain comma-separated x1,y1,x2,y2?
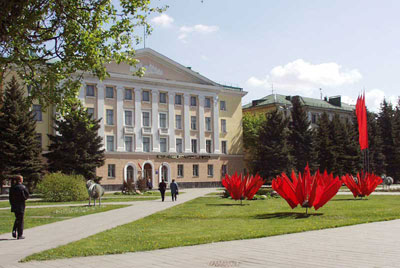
36,173,88,202
136,178,148,192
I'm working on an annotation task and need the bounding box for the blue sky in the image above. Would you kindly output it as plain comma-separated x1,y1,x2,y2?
140,0,400,111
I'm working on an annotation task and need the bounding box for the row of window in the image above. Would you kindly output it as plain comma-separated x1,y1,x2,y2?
107,163,228,178
86,85,227,110
106,136,228,154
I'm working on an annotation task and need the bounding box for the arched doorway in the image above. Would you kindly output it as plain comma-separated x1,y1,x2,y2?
142,160,154,188
158,162,171,183
123,163,137,185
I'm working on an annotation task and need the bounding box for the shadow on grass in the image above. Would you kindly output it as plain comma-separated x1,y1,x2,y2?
255,212,323,219
206,203,250,207
331,198,368,202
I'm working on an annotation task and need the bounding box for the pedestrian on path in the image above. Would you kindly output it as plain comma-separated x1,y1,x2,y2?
170,179,179,201
159,179,167,202
9,175,29,239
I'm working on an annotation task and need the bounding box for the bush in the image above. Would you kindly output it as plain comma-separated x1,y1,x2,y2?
36,173,88,202
136,178,148,192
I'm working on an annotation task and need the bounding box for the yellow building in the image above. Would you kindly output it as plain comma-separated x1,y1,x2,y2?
13,48,247,189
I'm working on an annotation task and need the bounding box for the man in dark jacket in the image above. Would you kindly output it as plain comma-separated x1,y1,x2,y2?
170,179,179,202
9,175,29,239
158,179,167,202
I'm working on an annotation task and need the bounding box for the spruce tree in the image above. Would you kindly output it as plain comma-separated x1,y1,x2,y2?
315,112,335,173
392,99,400,180
377,99,396,178
329,114,345,176
45,103,105,181
254,110,291,183
366,111,385,175
341,119,361,175
0,77,43,190
288,96,316,172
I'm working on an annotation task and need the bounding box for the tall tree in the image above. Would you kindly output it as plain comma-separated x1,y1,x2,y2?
0,1,165,110
45,103,105,180
0,77,43,190
392,98,400,180
328,114,345,176
243,113,266,174
288,96,316,172
341,119,361,175
377,99,397,178
315,112,335,173
254,110,291,182
366,111,385,175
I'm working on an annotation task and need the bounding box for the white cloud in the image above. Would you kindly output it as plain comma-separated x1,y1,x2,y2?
246,59,362,96
151,14,174,28
342,89,398,112
178,24,219,41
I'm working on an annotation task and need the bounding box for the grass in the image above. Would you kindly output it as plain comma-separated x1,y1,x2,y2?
24,194,400,261
0,205,127,235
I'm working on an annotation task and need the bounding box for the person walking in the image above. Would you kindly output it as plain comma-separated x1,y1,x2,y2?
9,175,29,239
170,179,179,201
158,179,167,202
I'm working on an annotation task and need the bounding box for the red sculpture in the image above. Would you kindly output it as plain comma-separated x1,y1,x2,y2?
356,93,369,150
222,173,265,204
341,172,382,198
272,165,342,212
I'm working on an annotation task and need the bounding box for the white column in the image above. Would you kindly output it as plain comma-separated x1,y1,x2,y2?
183,93,191,153
199,95,206,153
152,89,160,152
213,95,220,154
134,88,142,152
168,92,176,153
97,83,105,149
116,85,124,151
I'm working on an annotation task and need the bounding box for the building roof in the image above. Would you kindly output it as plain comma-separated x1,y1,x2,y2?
243,94,354,112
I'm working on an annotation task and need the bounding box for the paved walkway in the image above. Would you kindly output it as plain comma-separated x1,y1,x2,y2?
0,188,215,267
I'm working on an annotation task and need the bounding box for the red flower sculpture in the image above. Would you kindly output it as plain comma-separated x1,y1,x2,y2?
222,173,265,203
272,165,342,212
341,172,382,198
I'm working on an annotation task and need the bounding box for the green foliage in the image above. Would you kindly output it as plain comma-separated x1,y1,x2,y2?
243,113,266,151
366,111,385,175
0,0,165,111
36,173,88,202
45,103,105,180
393,98,400,180
0,77,43,190
314,112,335,173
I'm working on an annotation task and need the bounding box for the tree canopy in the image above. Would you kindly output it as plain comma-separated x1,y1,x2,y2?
0,0,165,110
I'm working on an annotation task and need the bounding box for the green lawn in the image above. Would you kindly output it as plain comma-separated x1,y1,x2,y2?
0,205,127,235
24,194,400,261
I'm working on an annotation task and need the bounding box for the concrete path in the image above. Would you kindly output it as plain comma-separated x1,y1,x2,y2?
0,188,214,267
6,218,400,268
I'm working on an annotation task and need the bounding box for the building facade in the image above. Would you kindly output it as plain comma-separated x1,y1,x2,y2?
57,48,247,189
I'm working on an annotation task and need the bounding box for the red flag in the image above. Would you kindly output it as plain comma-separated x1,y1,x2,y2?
356,93,368,150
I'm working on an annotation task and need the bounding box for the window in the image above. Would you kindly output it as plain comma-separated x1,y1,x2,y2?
125,110,133,126
220,100,226,111
191,116,197,130
106,136,114,151
33,105,42,121
142,111,150,127
190,96,197,106
205,97,211,108
159,113,167,128
175,115,182,129
191,139,197,153
108,164,115,178
86,85,95,97
36,133,42,148
106,87,114,98
126,166,134,181
205,117,212,131
208,164,214,177
193,164,199,177
175,94,182,105
222,165,227,177
87,108,95,119
125,89,132,100
221,119,227,133
142,90,150,102
125,136,133,152
106,109,114,125
312,114,317,124
221,140,227,154
160,137,167,153
176,138,183,153
177,164,184,177
159,92,167,104
206,140,212,153
143,137,150,152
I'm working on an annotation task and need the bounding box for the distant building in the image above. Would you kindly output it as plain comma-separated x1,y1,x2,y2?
243,94,354,125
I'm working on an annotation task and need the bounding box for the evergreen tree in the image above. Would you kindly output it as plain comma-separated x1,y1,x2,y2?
366,111,385,175
377,99,396,178
341,119,361,175
329,114,345,176
0,77,43,190
288,96,316,172
392,98,400,180
315,112,335,173
45,103,105,180
254,110,291,183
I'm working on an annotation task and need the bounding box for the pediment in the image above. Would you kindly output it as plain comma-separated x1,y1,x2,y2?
105,48,216,86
